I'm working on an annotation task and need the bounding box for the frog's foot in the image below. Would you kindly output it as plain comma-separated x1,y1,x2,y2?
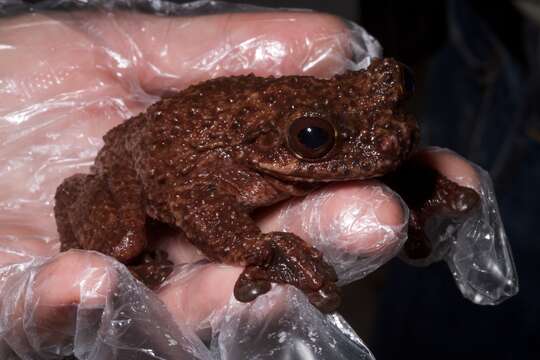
129,250,174,290
54,173,147,263
234,266,272,302
234,232,341,313
407,177,480,259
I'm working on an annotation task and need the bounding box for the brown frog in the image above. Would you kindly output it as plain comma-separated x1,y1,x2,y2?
54,58,477,313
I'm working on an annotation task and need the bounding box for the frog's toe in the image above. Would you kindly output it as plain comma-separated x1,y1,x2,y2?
234,266,272,303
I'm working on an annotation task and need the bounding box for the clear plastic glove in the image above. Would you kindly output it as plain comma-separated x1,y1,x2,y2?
0,1,400,358
0,1,517,359
398,147,518,305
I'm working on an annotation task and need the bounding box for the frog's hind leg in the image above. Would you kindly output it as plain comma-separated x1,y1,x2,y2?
54,174,88,252
54,173,147,264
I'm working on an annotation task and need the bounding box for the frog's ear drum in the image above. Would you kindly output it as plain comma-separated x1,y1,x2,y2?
253,126,282,151
287,115,337,160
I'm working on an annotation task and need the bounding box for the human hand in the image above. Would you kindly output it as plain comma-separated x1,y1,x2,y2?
0,7,482,358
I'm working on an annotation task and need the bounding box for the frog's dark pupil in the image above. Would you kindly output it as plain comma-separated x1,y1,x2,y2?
297,127,329,150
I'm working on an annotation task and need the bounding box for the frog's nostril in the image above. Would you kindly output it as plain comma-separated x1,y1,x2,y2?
402,65,415,95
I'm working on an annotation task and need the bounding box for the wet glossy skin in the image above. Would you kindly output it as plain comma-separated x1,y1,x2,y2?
384,161,480,259
55,58,421,312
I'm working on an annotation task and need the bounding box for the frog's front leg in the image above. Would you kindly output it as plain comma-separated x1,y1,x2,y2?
385,163,480,260
174,184,341,313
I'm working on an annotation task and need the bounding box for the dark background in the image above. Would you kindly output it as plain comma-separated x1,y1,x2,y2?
228,1,539,359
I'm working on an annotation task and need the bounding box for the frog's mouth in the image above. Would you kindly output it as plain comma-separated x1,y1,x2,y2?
255,159,398,184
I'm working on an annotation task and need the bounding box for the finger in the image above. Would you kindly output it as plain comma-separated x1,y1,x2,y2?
87,11,352,93
157,263,242,334
159,179,407,264
255,180,408,256
412,147,481,191
155,230,206,265
31,250,115,308
158,180,407,331
1,251,117,353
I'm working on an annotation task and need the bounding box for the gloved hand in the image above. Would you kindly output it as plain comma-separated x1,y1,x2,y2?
0,2,517,359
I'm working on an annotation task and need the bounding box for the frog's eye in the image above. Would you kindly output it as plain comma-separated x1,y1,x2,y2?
288,116,336,159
